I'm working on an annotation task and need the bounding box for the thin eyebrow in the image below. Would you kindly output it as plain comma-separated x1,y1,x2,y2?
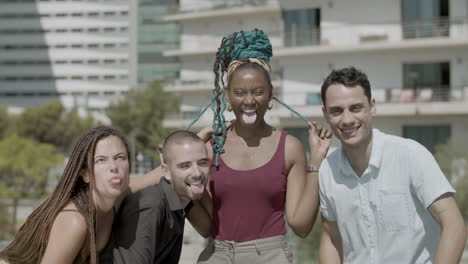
95,152,126,159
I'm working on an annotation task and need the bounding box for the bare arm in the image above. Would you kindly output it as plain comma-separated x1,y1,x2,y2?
285,122,332,237
128,166,163,194
187,189,213,238
319,216,343,264
40,212,87,264
187,140,214,237
428,193,467,264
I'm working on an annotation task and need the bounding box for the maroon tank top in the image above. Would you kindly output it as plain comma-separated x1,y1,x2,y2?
209,131,288,242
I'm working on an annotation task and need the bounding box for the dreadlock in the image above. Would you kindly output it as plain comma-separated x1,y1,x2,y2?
187,28,310,165
210,29,272,166
0,126,130,264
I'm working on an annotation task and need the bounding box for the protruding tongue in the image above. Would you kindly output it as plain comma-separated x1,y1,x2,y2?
110,178,122,184
190,184,204,195
242,111,257,125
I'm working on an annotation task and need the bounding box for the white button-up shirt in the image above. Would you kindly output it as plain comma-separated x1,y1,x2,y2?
319,129,455,264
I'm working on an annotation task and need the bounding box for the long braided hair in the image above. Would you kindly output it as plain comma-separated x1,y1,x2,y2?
211,29,273,165
0,126,131,264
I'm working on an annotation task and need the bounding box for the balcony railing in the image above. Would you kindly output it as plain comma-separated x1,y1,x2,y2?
383,86,466,103
176,0,277,13
284,26,321,47
280,17,468,48
165,71,283,92
280,86,467,107
164,86,468,125
402,17,453,39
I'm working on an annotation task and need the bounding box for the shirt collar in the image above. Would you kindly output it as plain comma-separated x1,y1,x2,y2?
161,178,184,211
339,128,384,176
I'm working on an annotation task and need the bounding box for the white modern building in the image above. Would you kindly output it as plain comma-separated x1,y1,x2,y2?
163,0,468,155
0,0,136,114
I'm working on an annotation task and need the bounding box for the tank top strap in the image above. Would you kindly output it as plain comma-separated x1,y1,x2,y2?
61,209,80,213
273,130,288,175
278,130,288,150
208,138,217,167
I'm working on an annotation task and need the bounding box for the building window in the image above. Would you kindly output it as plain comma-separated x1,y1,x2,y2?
103,27,116,32
403,125,450,153
403,62,450,101
139,9,165,24
306,92,321,105
401,0,449,38
282,8,320,47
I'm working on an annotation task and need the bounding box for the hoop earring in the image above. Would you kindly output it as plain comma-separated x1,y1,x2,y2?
267,100,273,110
227,102,232,112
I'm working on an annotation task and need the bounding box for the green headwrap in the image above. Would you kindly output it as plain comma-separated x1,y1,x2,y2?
220,28,273,63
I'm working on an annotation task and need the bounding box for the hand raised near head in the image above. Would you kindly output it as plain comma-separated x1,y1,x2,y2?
307,121,332,166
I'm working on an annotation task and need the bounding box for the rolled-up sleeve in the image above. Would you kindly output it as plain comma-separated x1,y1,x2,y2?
410,142,455,209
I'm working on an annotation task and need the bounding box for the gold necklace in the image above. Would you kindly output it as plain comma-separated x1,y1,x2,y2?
231,125,271,160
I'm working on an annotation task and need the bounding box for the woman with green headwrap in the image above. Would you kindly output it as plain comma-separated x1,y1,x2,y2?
193,29,333,263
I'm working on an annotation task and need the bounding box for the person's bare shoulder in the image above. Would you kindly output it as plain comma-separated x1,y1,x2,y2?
284,133,306,169
52,203,87,240
41,203,88,263
285,134,306,156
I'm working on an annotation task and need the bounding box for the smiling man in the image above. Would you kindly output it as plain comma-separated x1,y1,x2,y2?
100,130,210,264
318,67,467,264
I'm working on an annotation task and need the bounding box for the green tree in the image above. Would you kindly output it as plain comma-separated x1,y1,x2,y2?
0,135,64,233
0,202,12,240
50,109,98,152
0,105,11,139
434,138,468,219
291,220,321,264
106,81,180,162
15,101,64,143
15,102,97,152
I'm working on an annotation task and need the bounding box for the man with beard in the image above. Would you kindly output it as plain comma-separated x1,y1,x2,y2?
100,130,210,264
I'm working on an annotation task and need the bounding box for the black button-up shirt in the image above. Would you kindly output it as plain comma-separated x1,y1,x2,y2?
100,178,187,264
